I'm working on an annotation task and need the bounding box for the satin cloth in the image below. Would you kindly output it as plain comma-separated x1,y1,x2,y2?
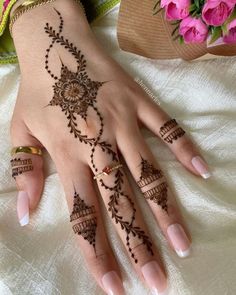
0,5,236,295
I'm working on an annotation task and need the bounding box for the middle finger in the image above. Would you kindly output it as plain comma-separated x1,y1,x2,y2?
87,140,168,295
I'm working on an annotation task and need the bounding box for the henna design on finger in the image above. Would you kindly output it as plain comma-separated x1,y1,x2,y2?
164,127,186,144
137,158,163,188
45,9,154,263
11,158,33,178
138,158,168,213
159,119,185,144
100,170,154,263
159,119,178,137
70,189,97,253
143,183,168,212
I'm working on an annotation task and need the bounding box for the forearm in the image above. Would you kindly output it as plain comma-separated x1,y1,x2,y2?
10,0,114,79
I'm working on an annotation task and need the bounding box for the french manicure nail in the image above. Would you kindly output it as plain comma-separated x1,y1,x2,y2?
141,260,168,295
17,191,29,226
167,224,191,258
102,271,125,295
191,156,211,179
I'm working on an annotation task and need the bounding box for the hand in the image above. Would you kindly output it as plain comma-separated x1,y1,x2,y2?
10,1,211,294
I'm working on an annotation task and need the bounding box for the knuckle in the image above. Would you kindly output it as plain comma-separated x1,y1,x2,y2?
52,139,76,161
131,242,152,262
176,138,195,157
86,250,112,268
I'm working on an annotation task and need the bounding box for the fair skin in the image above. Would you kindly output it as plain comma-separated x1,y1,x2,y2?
10,0,211,294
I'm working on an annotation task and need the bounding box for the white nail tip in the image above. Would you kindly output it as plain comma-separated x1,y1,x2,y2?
202,172,212,179
176,248,191,258
19,212,29,226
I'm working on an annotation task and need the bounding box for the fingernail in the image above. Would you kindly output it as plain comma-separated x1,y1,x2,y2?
167,224,191,258
17,191,29,226
101,271,125,295
141,260,168,295
191,156,211,179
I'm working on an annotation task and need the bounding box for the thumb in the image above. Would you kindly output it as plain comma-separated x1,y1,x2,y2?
11,117,44,226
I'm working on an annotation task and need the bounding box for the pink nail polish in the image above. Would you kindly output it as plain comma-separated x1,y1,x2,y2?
167,224,191,258
101,271,125,295
17,191,29,226
191,156,211,179
141,260,168,294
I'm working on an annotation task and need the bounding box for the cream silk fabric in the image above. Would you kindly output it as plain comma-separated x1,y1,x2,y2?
0,5,236,295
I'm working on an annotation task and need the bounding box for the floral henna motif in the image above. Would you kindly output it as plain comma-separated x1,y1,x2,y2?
70,190,97,253
159,119,185,144
45,9,154,263
11,158,33,178
137,158,168,213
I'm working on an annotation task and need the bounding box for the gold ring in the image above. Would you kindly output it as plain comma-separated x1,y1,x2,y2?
11,146,43,156
93,163,123,180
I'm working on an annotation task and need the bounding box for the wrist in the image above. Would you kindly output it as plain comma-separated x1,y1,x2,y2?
11,0,105,74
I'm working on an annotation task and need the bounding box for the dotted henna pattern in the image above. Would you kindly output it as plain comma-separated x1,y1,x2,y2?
44,9,154,262
11,158,33,179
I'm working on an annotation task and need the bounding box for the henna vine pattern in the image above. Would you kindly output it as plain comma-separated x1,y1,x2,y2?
138,158,168,213
44,9,153,263
159,119,185,144
11,158,33,178
70,189,97,253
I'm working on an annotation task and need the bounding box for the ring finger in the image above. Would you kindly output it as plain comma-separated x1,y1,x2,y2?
117,125,192,258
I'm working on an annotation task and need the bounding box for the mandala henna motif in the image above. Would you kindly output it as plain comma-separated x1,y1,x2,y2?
159,119,185,144
138,158,168,213
11,158,33,179
45,9,154,263
70,190,97,253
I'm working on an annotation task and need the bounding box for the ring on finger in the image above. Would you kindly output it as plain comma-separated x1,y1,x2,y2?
11,146,43,156
93,163,123,180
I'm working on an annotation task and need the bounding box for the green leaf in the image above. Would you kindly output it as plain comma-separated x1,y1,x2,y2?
224,7,236,25
189,3,197,11
221,24,228,35
179,36,184,44
194,0,200,8
209,26,222,44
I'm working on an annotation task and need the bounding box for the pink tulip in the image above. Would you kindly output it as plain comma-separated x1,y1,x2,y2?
161,0,191,21
179,16,209,43
223,19,236,43
202,0,236,26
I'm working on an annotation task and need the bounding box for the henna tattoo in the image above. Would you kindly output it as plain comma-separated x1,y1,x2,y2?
138,158,168,213
11,158,33,178
70,189,97,253
11,158,32,167
164,127,186,144
159,119,185,144
137,158,163,188
45,9,153,263
159,119,178,137
143,183,168,212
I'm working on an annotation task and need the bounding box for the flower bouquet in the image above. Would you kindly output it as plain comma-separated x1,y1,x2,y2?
154,0,236,45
